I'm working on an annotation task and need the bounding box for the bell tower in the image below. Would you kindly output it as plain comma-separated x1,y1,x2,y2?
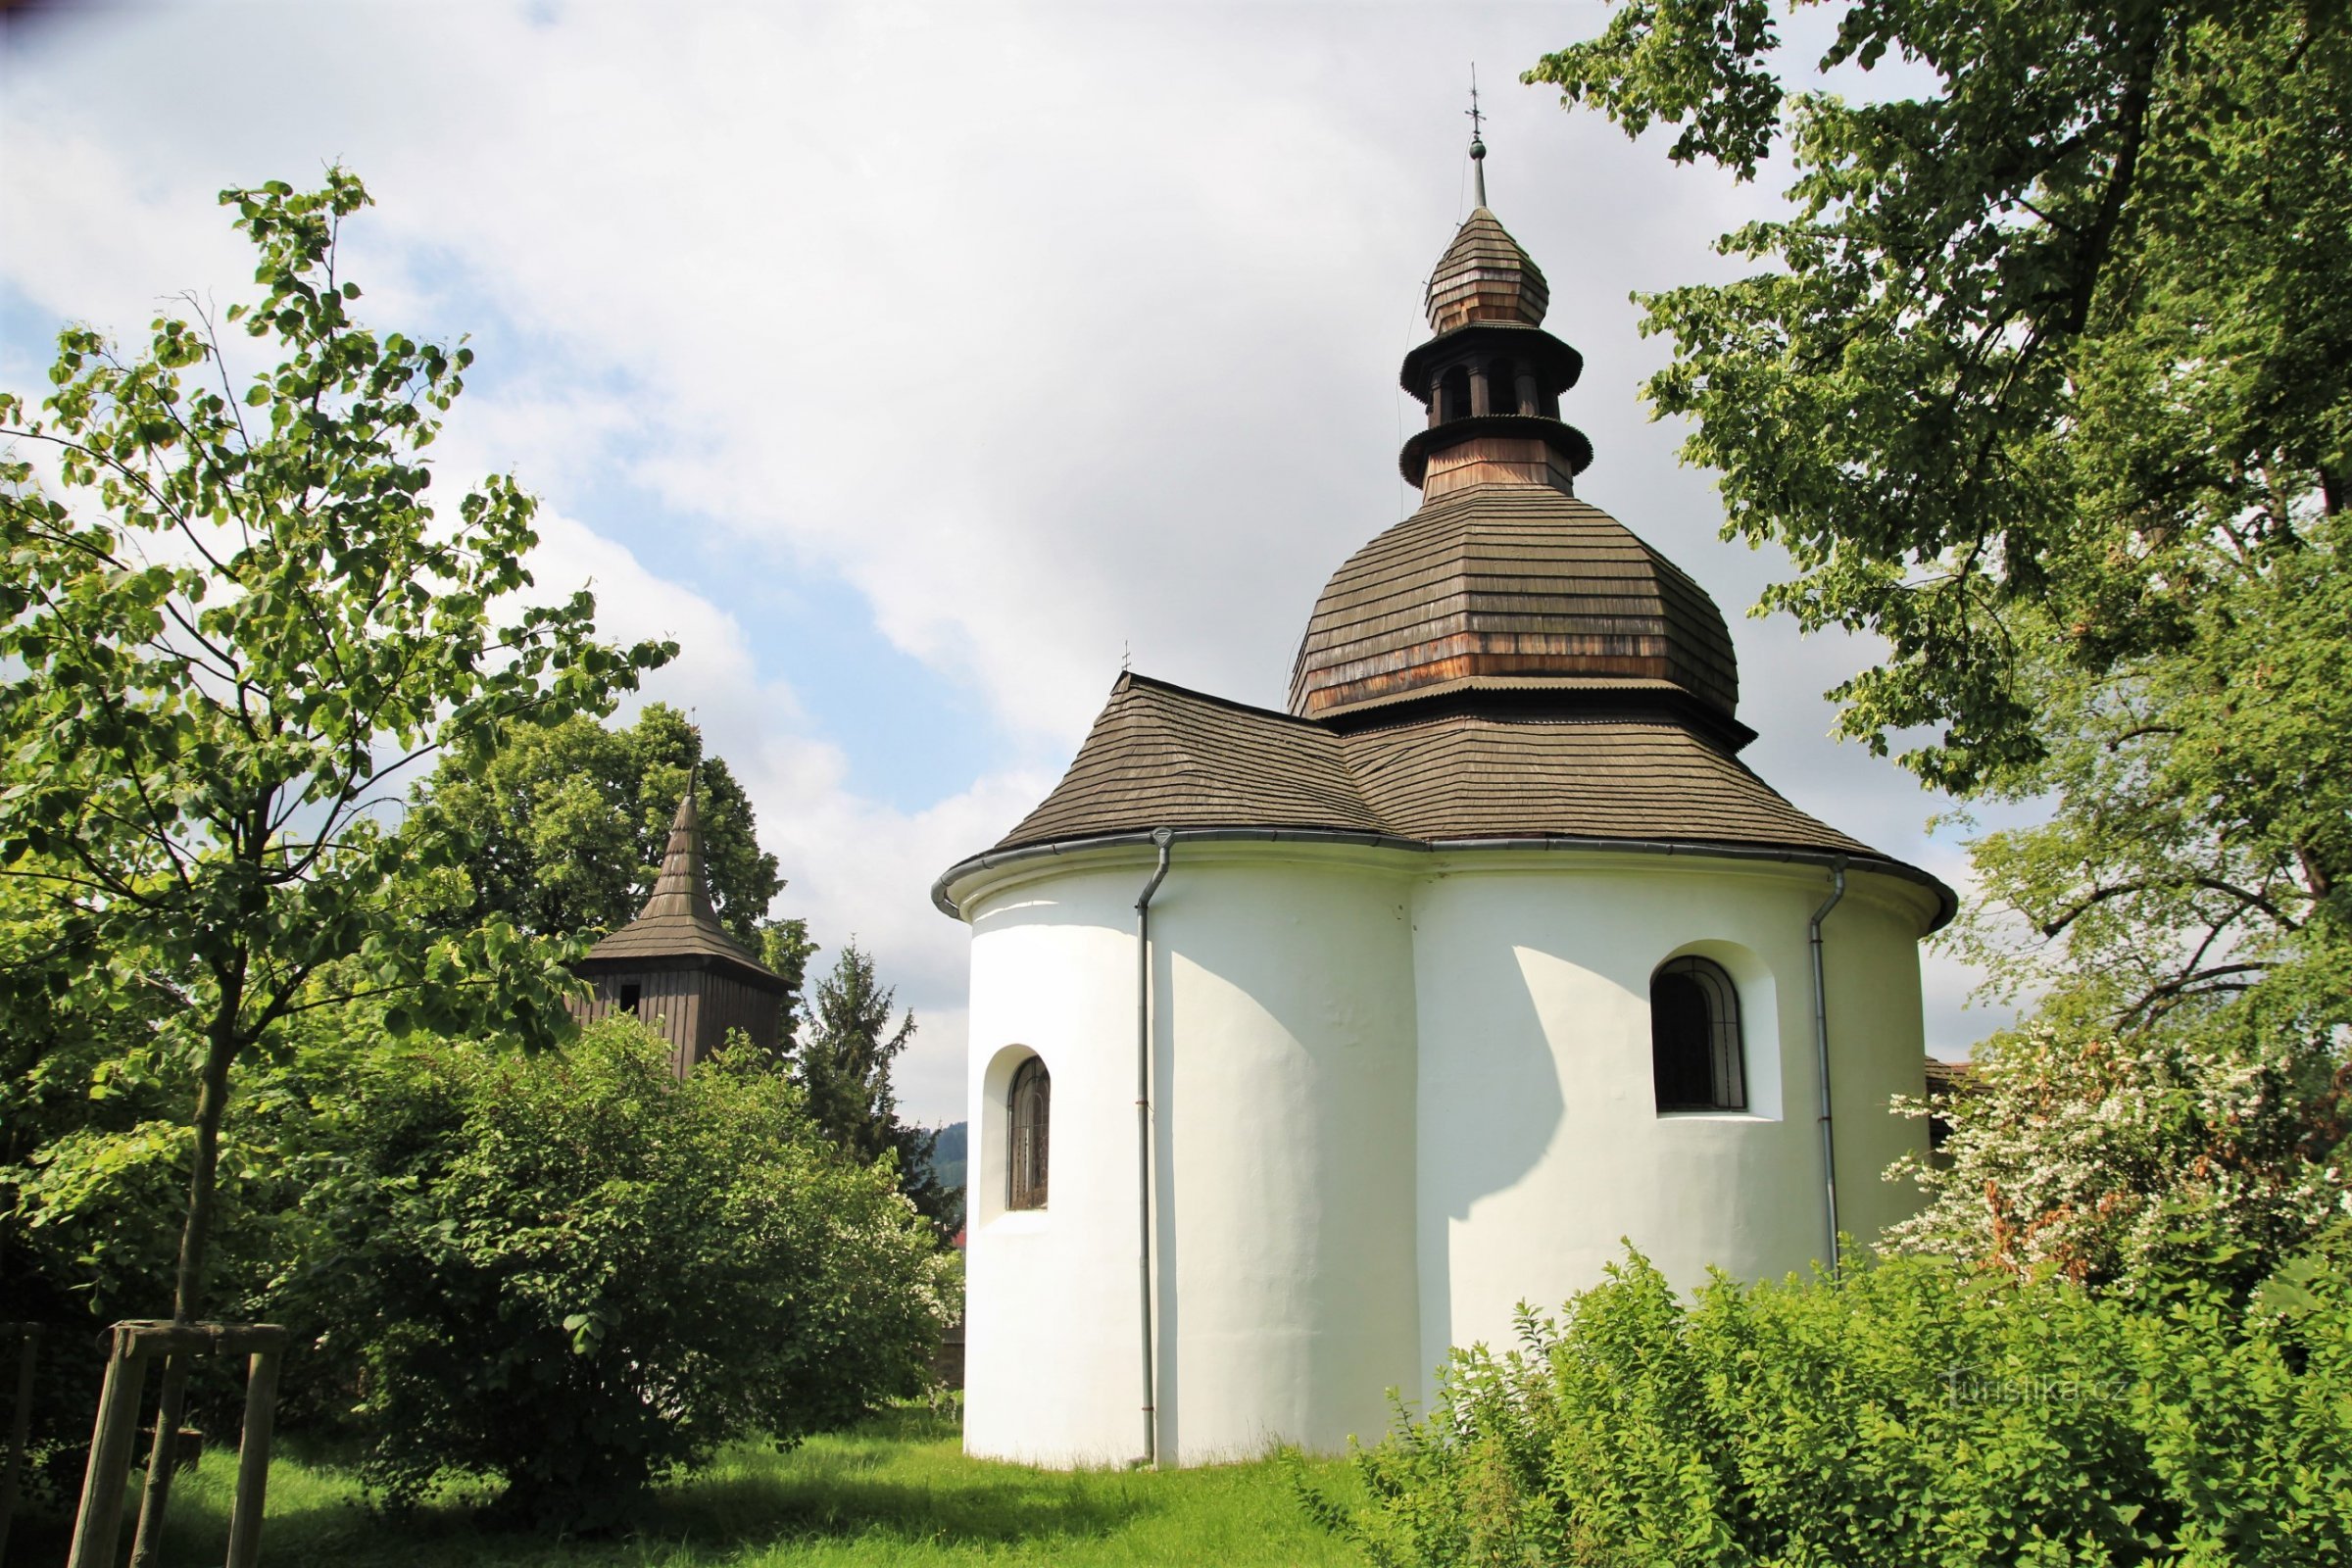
568,783,789,1074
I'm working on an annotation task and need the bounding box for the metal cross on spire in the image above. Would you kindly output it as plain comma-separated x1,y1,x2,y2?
1466,65,1489,208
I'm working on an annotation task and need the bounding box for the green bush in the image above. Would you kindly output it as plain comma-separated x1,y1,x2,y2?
1308,1234,2352,1567
280,1019,955,1529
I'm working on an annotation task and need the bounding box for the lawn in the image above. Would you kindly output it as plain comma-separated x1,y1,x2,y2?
24,1408,1372,1567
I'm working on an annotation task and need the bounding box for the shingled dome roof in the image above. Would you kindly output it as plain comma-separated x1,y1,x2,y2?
936,174,1955,932
1425,208,1549,331
1287,487,1741,724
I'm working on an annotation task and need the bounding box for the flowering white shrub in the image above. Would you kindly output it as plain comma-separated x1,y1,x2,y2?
1887,1022,2349,1294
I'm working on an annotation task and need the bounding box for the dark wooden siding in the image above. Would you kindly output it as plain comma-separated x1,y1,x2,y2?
574,967,783,1075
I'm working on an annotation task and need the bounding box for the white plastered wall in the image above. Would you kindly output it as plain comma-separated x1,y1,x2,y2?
1411,853,1935,1385
953,843,1936,1462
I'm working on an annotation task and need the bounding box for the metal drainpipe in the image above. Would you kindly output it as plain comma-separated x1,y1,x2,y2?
1133,827,1174,1467
1809,859,1848,1278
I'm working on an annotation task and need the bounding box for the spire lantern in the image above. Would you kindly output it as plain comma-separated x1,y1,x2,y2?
1399,195,1590,498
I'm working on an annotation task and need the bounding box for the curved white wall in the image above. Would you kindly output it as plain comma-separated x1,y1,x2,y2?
954,842,1935,1464
1410,852,1932,1377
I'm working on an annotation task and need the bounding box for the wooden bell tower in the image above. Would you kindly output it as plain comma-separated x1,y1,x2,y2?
569,785,788,1074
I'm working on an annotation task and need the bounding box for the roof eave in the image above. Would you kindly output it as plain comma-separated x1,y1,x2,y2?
933,826,1955,932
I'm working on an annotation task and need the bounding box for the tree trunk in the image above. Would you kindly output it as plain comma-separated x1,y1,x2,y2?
173,986,244,1324
124,981,243,1565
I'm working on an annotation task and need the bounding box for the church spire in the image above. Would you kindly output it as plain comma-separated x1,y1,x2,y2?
636,776,719,923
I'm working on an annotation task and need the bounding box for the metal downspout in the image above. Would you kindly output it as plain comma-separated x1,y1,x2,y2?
1133,828,1174,1467
1809,859,1848,1277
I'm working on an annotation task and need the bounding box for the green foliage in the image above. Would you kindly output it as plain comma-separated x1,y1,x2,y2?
797,941,956,1233
1932,515,2352,1065
1312,1244,2352,1567
274,1019,955,1530
761,915,820,1032
1890,1023,2350,1297
1532,1,2352,1287
1530,1,2352,795
0,169,669,1320
415,703,782,951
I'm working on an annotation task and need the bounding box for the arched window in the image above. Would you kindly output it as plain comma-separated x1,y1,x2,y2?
1007,1055,1051,1209
1651,956,1745,1111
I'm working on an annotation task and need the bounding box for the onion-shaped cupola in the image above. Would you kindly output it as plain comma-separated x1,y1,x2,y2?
1288,139,1743,743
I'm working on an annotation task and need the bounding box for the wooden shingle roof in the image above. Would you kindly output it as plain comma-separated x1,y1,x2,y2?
941,194,1951,923
1288,487,1742,722
987,673,1878,862
1426,208,1549,331
994,676,1386,847
578,789,784,988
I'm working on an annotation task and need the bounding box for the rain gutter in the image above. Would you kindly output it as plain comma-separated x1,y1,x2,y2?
932,828,1954,930
1132,828,1173,1469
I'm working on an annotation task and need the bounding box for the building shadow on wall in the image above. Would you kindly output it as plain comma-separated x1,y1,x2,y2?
1414,937,1571,1364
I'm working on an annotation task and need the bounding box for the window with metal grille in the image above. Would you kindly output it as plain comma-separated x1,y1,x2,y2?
1651,956,1745,1111
1006,1055,1051,1210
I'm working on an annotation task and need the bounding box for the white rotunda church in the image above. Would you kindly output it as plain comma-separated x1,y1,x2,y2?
932,158,1951,1469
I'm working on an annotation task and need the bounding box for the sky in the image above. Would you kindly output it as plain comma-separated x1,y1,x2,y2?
0,0,2020,1123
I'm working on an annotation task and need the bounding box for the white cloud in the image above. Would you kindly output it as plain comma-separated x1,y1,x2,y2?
2,2,2035,1119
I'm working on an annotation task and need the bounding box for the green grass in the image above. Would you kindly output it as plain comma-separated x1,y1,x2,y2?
53,1408,1370,1567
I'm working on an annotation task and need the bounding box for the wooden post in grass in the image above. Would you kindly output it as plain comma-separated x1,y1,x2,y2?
66,1321,289,1568
1,1323,42,1566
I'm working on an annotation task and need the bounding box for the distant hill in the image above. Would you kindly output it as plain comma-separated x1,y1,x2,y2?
925,1121,967,1194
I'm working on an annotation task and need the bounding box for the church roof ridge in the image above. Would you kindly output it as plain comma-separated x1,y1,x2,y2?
1109,669,1331,729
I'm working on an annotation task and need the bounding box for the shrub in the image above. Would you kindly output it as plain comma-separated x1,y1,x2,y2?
281,1018,955,1529
1308,1237,2352,1567
1889,1021,2350,1298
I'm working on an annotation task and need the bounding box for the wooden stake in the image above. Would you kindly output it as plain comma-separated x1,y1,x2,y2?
66,1321,290,1568
224,1345,283,1568
0,1325,42,1567
66,1329,150,1568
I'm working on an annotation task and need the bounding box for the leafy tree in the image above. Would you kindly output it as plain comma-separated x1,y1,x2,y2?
797,941,955,1232
275,1018,954,1528
0,169,668,1334
1530,1,2352,1265
415,703,781,950
760,914,820,1034
0,867,198,1502
1530,0,2352,791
